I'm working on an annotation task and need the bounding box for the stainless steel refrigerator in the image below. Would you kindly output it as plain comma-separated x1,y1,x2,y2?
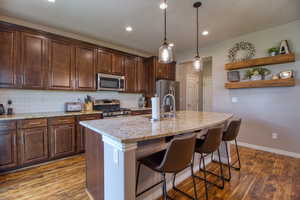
156,80,180,111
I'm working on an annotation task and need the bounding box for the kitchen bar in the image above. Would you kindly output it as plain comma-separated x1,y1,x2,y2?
80,111,233,200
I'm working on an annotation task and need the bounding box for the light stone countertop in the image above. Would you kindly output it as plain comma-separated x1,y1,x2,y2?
129,107,152,111
0,110,103,121
80,111,233,144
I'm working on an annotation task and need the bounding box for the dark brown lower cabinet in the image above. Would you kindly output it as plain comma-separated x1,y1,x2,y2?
49,124,76,159
0,130,18,171
76,114,102,153
19,127,48,166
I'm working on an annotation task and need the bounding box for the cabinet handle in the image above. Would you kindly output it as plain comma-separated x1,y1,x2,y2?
29,122,42,125
13,136,17,146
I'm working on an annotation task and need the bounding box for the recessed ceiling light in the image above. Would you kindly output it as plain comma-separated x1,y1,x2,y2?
160,2,168,10
125,26,133,32
202,30,209,36
48,0,55,3
169,43,174,47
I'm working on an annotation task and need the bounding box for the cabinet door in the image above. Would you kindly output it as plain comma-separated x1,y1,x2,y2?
0,130,17,171
49,124,76,159
167,62,176,81
76,114,102,153
48,39,74,90
96,49,112,74
0,26,18,88
19,127,48,165
112,53,125,75
20,32,48,89
75,45,96,91
124,56,137,93
136,57,147,93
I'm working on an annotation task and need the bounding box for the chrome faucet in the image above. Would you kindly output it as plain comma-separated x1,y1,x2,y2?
162,93,176,117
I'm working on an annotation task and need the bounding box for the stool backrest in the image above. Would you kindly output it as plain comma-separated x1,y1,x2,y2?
196,126,224,154
158,134,196,173
223,118,242,141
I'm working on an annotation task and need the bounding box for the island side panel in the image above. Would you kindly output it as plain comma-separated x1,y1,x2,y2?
85,129,104,200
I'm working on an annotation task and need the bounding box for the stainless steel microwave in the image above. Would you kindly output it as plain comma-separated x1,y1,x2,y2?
97,73,125,91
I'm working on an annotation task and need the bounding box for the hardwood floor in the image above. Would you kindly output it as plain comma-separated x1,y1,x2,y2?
0,146,299,200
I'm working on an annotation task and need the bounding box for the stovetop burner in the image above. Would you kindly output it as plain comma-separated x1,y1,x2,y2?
93,99,131,118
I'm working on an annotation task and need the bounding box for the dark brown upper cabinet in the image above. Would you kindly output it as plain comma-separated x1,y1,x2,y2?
20,32,48,89
75,45,96,91
48,39,75,90
0,25,18,88
124,56,137,93
136,57,147,93
96,49,113,74
112,53,125,75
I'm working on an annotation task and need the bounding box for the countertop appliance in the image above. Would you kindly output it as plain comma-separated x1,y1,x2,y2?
97,73,125,92
65,102,83,112
93,99,131,118
156,80,180,111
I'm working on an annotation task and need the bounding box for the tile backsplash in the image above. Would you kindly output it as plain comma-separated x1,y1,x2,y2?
0,89,142,114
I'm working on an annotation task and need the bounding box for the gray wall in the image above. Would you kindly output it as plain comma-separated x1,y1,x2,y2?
177,20,300,154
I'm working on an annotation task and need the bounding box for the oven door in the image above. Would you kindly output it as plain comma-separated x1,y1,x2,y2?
97,73,125,91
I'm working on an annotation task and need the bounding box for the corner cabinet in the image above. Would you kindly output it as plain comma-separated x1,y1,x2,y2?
0,25,18,88
20,32,48,89
0,121,18,171
75,45,96,91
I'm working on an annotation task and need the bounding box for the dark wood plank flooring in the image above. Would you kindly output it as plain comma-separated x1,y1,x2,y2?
0,146,299,200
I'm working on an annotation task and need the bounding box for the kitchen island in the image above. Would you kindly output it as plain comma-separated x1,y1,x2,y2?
80,111,233,200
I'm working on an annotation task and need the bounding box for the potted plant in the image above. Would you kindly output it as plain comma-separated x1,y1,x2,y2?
244,67,271,81
268,47,279,56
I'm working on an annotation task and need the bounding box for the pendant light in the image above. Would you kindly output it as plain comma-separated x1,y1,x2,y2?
193,2,202,71
158,0,174,63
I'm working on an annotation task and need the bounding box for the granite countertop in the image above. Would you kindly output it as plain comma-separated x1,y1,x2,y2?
129,107,152,111
80,111,233,144
0,110,103,121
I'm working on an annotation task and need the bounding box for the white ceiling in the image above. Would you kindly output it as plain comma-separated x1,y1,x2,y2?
1,0,300,55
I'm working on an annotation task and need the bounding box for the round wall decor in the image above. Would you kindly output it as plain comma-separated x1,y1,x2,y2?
228,41,256,62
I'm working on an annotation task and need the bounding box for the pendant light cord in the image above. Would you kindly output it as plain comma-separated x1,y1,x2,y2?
164,0,167,43
196,6,199,57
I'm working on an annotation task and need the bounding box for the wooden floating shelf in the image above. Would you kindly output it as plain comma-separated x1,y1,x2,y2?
225,53,295,70
225,78,295,89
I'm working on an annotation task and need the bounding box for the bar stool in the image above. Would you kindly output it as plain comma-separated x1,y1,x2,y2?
193,127,225,200
222,118,242,181
136,134,198,200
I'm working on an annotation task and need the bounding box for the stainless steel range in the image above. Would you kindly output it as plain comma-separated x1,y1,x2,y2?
93,99,131,118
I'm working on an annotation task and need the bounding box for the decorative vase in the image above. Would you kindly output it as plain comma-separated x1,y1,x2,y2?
251,74,262,81
270,52,277,57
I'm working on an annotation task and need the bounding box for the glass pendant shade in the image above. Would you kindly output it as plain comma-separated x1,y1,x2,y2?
158,42,173,63
193,56,202,71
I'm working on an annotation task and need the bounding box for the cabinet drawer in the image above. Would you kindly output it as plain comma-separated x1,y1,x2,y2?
18,118,47,129
48,116,75,125
77,114,102,121
0,121,16,131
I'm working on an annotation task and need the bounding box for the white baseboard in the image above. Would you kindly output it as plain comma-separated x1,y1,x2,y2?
141,156,211,200
237,141,300,158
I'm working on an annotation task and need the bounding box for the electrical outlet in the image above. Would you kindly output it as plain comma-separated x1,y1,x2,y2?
231,97,238,103
113,149,119,164
272,133,278,140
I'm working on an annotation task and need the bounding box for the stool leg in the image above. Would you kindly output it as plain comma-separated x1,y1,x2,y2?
235,139,241,170
217,149,225,189
201,154,209,200
162,173,167,200
191,164,198,200
136,162,141,194
225,142,232,181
